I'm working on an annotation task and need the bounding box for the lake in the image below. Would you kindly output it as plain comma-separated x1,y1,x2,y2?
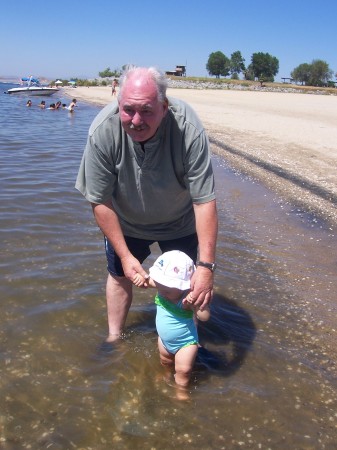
1,83,336,449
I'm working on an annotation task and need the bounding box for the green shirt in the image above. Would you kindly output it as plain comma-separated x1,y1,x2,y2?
75,97,215,240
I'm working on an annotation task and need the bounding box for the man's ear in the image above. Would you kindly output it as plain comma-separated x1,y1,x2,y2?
163,97,169,116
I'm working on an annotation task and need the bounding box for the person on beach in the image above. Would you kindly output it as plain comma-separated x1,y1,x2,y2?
75,65,218,347
111,78,118,96
133,250,210,397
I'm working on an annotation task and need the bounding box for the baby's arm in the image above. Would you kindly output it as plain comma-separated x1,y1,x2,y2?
132,274,156,288
133,273,146,287
184,292,211,321
196,306,210,322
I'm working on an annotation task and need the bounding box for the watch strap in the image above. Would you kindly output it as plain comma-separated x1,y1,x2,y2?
197,261,217,272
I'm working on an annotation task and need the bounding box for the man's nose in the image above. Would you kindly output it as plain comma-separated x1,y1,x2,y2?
132,112,143,125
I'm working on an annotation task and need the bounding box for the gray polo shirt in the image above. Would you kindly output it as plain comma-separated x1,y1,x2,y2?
75,97,215,240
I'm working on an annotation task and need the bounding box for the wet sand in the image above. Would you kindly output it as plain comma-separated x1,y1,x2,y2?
64,85,337,226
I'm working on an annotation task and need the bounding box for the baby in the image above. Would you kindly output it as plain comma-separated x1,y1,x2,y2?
133,250,210,396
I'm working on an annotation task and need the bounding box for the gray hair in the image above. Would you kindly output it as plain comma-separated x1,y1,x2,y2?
118,65,168,102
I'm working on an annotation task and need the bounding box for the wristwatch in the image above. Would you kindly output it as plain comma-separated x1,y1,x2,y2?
197,261,217,272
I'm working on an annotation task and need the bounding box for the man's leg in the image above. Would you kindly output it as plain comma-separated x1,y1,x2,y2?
104,236,152,342
106,274,133,342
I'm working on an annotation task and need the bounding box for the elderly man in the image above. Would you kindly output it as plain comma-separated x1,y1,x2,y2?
76,66,218,344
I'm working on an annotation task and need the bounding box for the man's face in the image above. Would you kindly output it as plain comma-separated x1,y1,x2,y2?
119,75,168,143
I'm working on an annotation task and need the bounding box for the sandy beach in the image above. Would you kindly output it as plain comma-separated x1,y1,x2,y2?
64,86,337,226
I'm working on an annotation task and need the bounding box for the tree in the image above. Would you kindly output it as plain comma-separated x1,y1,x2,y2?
291,60,333,86
250,52,279,82
99,67,114,78
99,67,121,78
309,59,333,86
206,51,230,78
230,51,245,78
244,65,255,81
291,63,311,85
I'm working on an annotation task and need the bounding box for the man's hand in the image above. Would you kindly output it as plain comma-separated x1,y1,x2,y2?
120,254,149,283
183,266,214,310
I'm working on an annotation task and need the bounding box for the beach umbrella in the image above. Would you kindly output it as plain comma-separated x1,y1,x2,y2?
55,80,63,85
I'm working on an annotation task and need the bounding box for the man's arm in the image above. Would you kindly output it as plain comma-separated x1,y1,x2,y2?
190,199,218,310
91,202,148,280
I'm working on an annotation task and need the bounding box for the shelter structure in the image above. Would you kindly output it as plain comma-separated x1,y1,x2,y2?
165,65,186,77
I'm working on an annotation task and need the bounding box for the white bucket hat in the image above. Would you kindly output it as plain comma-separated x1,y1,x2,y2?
149,250,195,290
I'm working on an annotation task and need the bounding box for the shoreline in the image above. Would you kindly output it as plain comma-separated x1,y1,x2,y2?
64,86,337,227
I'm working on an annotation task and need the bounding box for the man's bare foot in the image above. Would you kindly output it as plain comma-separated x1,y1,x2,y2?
100,333,121,353
106,333,121,342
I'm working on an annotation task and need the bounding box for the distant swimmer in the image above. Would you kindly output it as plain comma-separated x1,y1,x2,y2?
26,100,32,107
39,100,46,109
67,98,77,112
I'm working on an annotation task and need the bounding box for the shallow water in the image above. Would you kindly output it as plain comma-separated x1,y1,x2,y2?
1,84,336,449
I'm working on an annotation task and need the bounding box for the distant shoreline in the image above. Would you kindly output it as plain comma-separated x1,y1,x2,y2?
0,78,19,83
3,76,336,96
62,77,337,99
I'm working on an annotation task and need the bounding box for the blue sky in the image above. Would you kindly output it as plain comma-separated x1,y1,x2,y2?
1,0,336,82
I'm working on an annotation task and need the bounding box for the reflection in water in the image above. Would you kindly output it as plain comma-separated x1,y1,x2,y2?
1,86,336,449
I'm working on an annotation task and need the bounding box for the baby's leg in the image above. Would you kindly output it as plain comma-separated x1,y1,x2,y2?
157,337,174,374
174,344,198,387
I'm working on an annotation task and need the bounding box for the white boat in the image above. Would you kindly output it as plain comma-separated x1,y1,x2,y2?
7,77,59,96
7,86,59,96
